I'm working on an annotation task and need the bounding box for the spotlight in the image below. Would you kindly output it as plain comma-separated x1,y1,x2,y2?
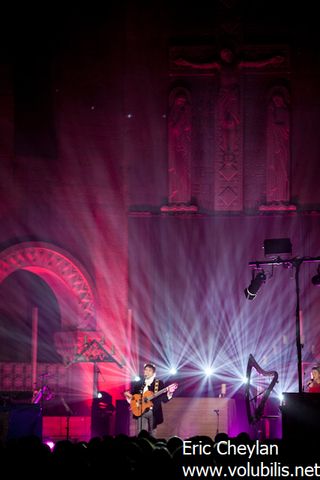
312,266,320,286
244,271,266,300
96,391,112,404
169,367,177,375
204,367,214,377
44,439,55,451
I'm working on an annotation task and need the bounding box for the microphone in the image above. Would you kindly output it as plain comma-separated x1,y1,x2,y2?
306,380,313,387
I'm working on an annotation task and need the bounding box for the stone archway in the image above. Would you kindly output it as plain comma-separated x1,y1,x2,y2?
0,242,99,410
0,241,96,331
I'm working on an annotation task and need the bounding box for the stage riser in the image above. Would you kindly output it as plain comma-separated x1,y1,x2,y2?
129,398,236,439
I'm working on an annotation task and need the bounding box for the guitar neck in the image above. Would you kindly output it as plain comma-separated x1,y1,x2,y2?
149,386,168,401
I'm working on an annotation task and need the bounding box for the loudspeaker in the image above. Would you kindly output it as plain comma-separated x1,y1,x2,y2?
115,399,130,436
263,238,292,256
281,392,320,441
91,396,115,438
0,404,42,441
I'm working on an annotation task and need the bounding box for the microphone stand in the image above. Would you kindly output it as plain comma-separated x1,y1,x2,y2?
138,379,145,433
60,396,73,441
214,409,220,436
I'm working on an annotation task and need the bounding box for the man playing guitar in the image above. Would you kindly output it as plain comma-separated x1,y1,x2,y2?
124,363,177,436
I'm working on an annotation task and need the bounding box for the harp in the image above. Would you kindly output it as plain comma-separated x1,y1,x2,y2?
245,353,278,424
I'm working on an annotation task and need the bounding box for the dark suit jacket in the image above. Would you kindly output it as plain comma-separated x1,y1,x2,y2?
131,378,169,428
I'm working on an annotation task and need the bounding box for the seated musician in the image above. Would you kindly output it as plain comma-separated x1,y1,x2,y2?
307,366,320,393
124,363,177,436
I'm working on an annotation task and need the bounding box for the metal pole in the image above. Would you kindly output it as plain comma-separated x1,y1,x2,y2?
31,306,38,389
93,363,100,398
294,261,303,393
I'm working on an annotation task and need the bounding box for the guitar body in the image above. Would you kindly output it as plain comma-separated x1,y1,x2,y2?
125,382,178,417
130,390,154,417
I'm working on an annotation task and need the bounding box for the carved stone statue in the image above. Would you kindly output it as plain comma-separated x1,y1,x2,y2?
266,86,290,203
174,47,284,211
167,87,192,204
175,48,284,155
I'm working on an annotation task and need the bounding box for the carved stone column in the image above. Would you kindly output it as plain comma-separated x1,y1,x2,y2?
214,81,243,211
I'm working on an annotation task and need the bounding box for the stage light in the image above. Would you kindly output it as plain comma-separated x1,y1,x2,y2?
133,375,141,382
244,271,266,300
311,266,320,286
44,439,55,451
204,367,214,377
96,391,112,403
169,367,177,375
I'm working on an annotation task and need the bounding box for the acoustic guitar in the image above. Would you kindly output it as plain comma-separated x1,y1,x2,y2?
126,382,178,417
